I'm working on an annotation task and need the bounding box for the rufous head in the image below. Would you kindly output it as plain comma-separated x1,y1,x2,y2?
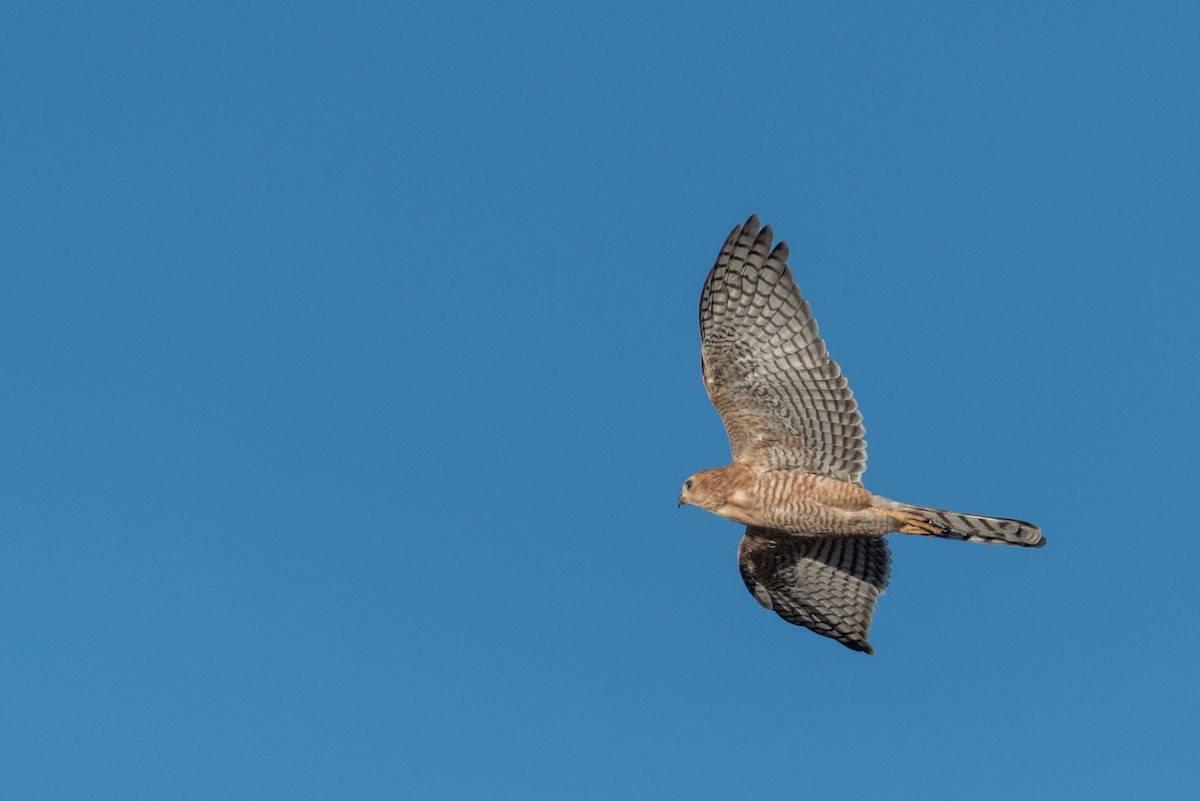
677,467,727,511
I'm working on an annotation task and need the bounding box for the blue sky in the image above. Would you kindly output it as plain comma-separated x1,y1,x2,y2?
3,2,1198,798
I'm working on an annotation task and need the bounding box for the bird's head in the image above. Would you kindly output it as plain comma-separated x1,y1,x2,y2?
678,468,728,511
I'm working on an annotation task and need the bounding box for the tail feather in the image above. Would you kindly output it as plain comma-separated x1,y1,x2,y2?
897,504,1045,548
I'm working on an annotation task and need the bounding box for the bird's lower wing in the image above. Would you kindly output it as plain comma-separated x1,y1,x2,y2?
737,528,891,654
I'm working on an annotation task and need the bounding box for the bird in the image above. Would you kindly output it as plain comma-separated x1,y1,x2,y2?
678,215,1044,654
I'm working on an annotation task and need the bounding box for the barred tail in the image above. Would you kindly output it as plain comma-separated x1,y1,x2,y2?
896,504,1045,548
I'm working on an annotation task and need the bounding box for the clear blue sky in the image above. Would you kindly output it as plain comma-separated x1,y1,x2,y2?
3,2,1197,799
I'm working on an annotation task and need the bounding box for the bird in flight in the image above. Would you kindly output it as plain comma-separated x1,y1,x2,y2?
679,215,1044,654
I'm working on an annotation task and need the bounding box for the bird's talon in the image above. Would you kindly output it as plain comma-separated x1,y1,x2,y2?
877,508,942,536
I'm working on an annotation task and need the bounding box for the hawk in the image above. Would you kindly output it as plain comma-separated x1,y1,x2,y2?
679,215,1044,654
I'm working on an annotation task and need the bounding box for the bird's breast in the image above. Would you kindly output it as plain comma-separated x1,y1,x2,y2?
730,471,875,532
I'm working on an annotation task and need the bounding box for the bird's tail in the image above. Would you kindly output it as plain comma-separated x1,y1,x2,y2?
893,504,1045,548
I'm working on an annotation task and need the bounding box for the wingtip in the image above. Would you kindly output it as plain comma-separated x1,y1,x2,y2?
727,214,760,241
843,638,875,655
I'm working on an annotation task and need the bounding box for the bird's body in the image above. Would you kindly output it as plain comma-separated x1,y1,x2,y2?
684,465,888,535
679,215,1044,654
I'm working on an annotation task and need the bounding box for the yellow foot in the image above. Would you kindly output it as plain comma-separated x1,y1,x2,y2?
875,508,942,536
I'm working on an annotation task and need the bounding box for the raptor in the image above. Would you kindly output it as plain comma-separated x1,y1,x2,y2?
679,215,1044,654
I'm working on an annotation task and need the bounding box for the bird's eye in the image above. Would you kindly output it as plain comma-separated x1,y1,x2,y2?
685,479,694,491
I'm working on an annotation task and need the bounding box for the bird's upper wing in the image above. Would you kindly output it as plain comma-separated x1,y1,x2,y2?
738,527,890,654
700,215,866,483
